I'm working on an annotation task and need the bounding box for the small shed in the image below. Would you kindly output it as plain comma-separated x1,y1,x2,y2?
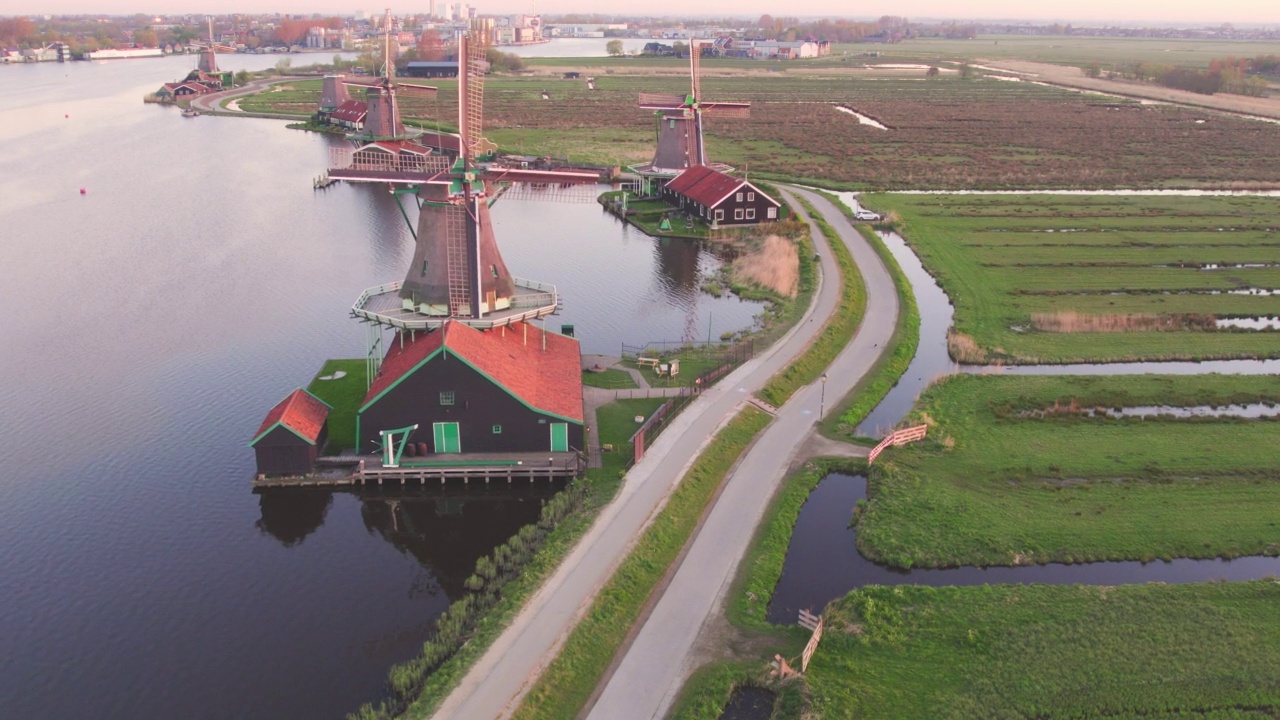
405,61,460,78
250,388,331,476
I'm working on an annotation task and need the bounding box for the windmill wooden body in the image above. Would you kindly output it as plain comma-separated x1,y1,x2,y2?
631,39,749,185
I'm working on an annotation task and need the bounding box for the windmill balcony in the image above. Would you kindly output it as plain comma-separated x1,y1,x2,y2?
352,278,559,330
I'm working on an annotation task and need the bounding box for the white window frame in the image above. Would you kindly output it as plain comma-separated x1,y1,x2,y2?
714,208,724,221
748,192,755,201
767,207,778,219
734,208,744,220
746,208,756,220
735,192,743,202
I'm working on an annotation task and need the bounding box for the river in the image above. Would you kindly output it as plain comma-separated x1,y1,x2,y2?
0,53,760,720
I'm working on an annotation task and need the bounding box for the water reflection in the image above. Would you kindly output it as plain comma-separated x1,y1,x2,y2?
768,474,1280,624
256,489,333,547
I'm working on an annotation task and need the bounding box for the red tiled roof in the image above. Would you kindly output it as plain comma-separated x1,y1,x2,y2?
330,99,367,123
666,167,781,210
362,321,583,422
252,389,331,445
358,139,433,155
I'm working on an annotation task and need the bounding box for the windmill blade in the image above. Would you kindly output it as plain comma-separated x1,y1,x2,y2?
479,166,603,185
639,92,688,109
398,83,439,97
700,102,751,118
493,182,602,204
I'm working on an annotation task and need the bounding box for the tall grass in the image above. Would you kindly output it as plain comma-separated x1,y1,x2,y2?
757,196,866,408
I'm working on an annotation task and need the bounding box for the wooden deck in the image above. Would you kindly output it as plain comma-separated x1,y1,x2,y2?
253,451,583,489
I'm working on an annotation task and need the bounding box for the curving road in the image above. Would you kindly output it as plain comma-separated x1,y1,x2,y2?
189,77,309,117
430,189,898,720
583,187,899,720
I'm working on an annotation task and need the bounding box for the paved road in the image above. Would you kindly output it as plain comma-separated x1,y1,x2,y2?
189,77,307,117
429,190,850,720
585,188,900,720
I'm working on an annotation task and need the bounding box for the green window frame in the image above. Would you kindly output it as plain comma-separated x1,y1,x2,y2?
492,424,502,434
440,391,455,406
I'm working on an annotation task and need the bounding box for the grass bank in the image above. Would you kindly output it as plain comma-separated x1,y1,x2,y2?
513,406,772,720
305,359,368,452
757,195,865,408
810,581,1280,719
861,373,1280,568
870,193,1280,364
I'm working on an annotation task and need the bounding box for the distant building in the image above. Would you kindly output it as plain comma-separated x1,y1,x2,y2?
250,388,331,476
405,60,459,78
327,99,368,130
356,320,584,455
661,165,781,225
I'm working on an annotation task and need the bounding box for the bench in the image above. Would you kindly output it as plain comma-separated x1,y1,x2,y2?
636,357,660,369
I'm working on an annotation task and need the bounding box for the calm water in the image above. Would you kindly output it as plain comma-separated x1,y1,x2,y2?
768,474,1280,624
0,55,757,720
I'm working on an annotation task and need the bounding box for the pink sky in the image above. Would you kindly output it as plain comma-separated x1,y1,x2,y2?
7,1,1279,25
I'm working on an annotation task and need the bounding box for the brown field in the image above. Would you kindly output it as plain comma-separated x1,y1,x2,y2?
258,69,1280,189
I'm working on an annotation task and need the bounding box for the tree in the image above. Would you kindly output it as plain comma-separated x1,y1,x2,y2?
1083,62,1102,78
234,69,251,86
417,27,445,61
926,65,940,77
274,56,292,74
958,62,973,79
672,41,688,57
606,39,623,56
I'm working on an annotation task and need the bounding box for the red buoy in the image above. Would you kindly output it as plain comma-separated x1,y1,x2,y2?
79,188,86,195
65,114,69,118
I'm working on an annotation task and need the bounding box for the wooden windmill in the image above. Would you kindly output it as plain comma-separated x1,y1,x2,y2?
636,39,750,174
349,8,440,142
343,25,603,377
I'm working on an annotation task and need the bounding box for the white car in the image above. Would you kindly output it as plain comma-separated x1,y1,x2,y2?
855,209,881,222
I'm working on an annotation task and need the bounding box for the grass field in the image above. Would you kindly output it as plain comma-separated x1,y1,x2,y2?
247,68,1280,189
848,35,1280,69
868,194,1280,364
809,581,1280,719
305,359,368,452
580,367,638,389
859,373,1280,568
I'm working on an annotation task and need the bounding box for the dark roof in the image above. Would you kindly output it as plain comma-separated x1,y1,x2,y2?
330,99,367,122
362,321,583,423
251,389,331,445
406,61,457,68
666,166,780,209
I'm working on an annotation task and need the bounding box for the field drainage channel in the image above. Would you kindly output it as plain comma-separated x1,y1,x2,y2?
767,473,1280,624
826,192,1280,438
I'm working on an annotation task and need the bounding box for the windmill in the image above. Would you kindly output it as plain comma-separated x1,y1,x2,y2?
340,26,603,380
337,8,440,143
633,38,750,182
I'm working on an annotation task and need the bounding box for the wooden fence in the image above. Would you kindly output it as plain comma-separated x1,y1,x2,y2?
867,424,929,464
798,609,824,673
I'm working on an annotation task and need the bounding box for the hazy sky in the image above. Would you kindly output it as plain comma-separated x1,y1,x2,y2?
9,1,1280,25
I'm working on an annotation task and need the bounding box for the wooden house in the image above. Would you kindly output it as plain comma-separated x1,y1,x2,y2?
661,166,781,225
357,320,584,456
250,389,331,476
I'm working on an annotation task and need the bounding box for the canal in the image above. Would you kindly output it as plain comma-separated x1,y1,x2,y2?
0,53,761,720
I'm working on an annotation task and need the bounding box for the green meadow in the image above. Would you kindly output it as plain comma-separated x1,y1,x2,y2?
809,582,1280,719
864,194,1280,363
859,373,1280,568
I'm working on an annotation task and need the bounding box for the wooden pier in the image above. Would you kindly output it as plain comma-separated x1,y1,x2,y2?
253,451,583,489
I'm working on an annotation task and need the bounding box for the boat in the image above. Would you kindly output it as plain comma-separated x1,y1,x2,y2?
182,107,199,117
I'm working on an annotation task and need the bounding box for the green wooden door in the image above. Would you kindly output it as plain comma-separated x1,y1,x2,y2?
550,423,569,452
433,422,461,453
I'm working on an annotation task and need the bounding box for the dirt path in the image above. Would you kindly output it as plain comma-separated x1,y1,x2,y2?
983,59,1280,121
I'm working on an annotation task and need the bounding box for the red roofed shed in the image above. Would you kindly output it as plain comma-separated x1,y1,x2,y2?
357,321,584,455
250,389,332,476
661,165,781,225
